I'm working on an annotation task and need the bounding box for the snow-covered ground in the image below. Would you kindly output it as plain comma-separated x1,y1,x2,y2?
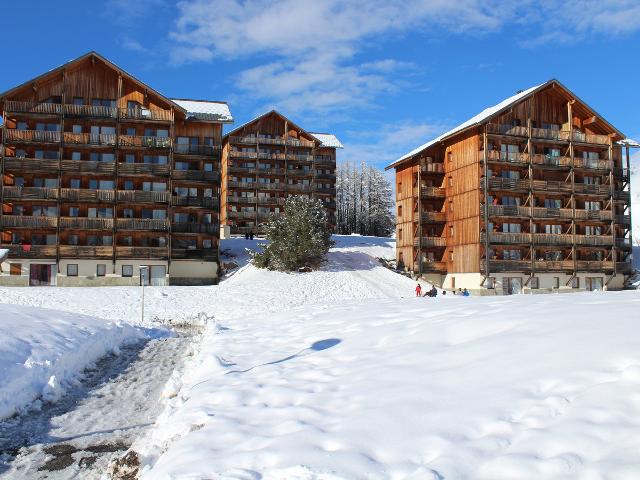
0,305,142,420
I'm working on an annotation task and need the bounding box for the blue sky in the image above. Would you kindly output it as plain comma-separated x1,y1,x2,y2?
1,0,640,169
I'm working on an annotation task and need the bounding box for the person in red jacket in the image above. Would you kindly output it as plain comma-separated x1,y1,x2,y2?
415,283,422,297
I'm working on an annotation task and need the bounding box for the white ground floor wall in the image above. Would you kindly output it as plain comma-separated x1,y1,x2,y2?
0,259,218,287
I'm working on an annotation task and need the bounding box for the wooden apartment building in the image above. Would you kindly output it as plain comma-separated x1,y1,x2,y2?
387,80,634,294
0,52,232,286
221,110,341,235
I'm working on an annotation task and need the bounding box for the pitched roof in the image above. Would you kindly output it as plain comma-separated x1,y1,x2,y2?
309,132,343,149
171,99,233,123
386,79,625,170
618,138,640,148
223,109,318,144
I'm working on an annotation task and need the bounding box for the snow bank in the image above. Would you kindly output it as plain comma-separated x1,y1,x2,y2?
139,292,640,479
0,304,143,419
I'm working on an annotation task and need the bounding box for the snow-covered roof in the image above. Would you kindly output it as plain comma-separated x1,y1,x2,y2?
171,99,233,123
618,138,640,148
310,133,344,149
387,83,544,169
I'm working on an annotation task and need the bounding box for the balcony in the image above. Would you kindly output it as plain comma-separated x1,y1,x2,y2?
482,232,532,244
483,150,529,166
229,150,258,159
483,177,530,192
413,261,447,273
573,183,611,196
59,217,114,230
228,211,257,220
116,246,169,258
1,215,58,228
59,245,113,258
531,180,573,194
171,222,218,234
229,135,283,146
117,190,170,203
172,170,220,182
573,157,612,171
574,209,613,221
2,187,58,200
65,104,117,119
287,153,314,162
118,108,173,122
614,191,631,202
486,260,532,272
286,184,313,193
4,100,62,115
487,205,529,217
258,152,286,161
287,169,314,177
314,186,336,195
119,135,172,149
616,238,632,249
572,131,610,146
616,214,631,225
414,211,446,222
531,154,572,168
118,163,170,176
486,123,529,137
4,129,61,144
575,235,614,246
1,244,56,258
529,207,572,220
576,260,615,271
4,157,59,174
227,196,255,205
315,172,336,181
258,183,288,191
314,156,335,165
171,248,219,260
229,166,260,175
421,162,445,174
533,233,574,245
60,160,116,175
174,144,219,156
60,188,115,202
534,260,574,271
413,236,447,247
116,218,170,231
419,186,446,198
257,197,286,206
63,132,116,146
172,196,218,207
531,127,570,142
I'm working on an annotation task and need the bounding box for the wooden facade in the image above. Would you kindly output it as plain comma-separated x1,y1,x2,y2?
221,110,339,234
388,80,634,293
0,52,231,286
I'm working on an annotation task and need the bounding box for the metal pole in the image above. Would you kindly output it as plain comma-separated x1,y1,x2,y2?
140,265,148,323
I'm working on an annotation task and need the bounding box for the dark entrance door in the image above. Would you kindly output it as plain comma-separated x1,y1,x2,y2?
29,264,52,286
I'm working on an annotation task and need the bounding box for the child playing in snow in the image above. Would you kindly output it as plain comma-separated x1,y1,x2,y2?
415,283,422,297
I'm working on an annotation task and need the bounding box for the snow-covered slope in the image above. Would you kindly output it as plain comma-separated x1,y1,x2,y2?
138,292,640,480
0,304,142,419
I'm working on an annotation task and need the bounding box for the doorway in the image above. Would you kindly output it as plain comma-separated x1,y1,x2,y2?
586,277,603,291
29,264,54,286
502,277,522,295
141,265,167,286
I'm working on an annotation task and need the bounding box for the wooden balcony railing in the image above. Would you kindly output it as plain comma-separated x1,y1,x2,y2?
60,188,115,202
63,132,117,146
4,129,61,143
171,170,220,182
575,235,614,246
573,183,610,196
314,156,335,165
2,244,57,257
419,186,446,198
531,180,573,194
174,144,219,156
533,233,574,245
228,211,257,219
530,154,572,168
572,131,610,145
286,184,313,192
421,162,445,174
65,104,117,118
256,197,286,205
3,157,59,173
287,169,314,177
119,135,172,149
172,196,218,207
171,222,218,234
486,260,532,272
117,190,170,203
258,152,286,160
229,150,258,159
2,186,58,200
170,248,219,260
59,245,113,258
287,153,314,162
116,246,169,258
59,217,114,230
4,100,62,115
486,123,529,137
227,196,255,204
118,163,171,176
414,211,446,222
60,160,116,175
576,260,615,271
315,172,337,181
116,218,170,231
616,214,631,225
229,166,260,175
531,127,570,141
413,261,447,273
413,236,447,247
487,205,529,217
530,207,573,219
483,177,530,191
574,209,613,221
314,186,336,194
616,238,632,249
573,157,612,170
483,150,530,165
534,260,574,271
482,232,532,244
1,215,58,228
118,108,173,122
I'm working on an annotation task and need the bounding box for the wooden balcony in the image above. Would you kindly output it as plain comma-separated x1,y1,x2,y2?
530,207,573,219
118,108,173,122
486,123,529,137
487,205,529,217
174,144,219,156
117,190,170,203
1,244,56,258
287,153,314,162
531,180,573,194
4,129,61,144
573,183,610,196
172,196,218,207
257,197,286,206
116,218,170,231
614,191,631,202
574,235,614,246
576,260,615,271
59,245,113,258
116,246,169,258
227,196,255,204
229,166,260,175
2,186,58,200
171,248,219,260
229,150,258,159
616,238,632,249
617,261,633,273
616,214,631,225
60,160,116,175
419,186,446,198
258,152,286,160
227,181,257,189
119,135,172,149
483,150,530,165
60,188,115,202
531,127,570,142
483,177,530,192
572,131,610,146
63,132,116,146
1,215,58,228
413,261,447,273
414,211,446,222
413,236,447,247
171,222,218,234
533,233,574,245
314,186,336,195
172,170,220,182
65,104,117,118
574,209,613,221
421,162,445,174
482,232,532,244
59,217,114,230
530,154,572,168
4,100,62,115
534,260,574,271
573,157,612,171
286,184,313,193
287,169,314,177
486,260,532,272
314,156,335,165
118,163,170,176
228,211,257,219
4,157,59,174
315,172,336,181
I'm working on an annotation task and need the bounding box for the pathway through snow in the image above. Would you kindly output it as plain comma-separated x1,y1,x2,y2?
0,333,194,479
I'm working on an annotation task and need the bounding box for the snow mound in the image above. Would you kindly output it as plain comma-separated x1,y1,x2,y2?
0,304,143,419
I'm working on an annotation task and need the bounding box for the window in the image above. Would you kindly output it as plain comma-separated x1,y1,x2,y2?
449,225,454,237
448,176,453,187
448,151,453,163
73,97,84,105
122,265,133,277
123,180,134,190
449,251,454,261
72,124,82,134
72,151,81,161
10,263,22,276
125,127,136,136
203,239,213,249
68,235,79,245
553,277,560,289
70,179,81,188
530,277,539,289
125,154,135,163
502,223,521,233
69,207,80,217
451,276,456,289
571,277,579,289
67,264,78,277
397,206,402,217
96,264,106,277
